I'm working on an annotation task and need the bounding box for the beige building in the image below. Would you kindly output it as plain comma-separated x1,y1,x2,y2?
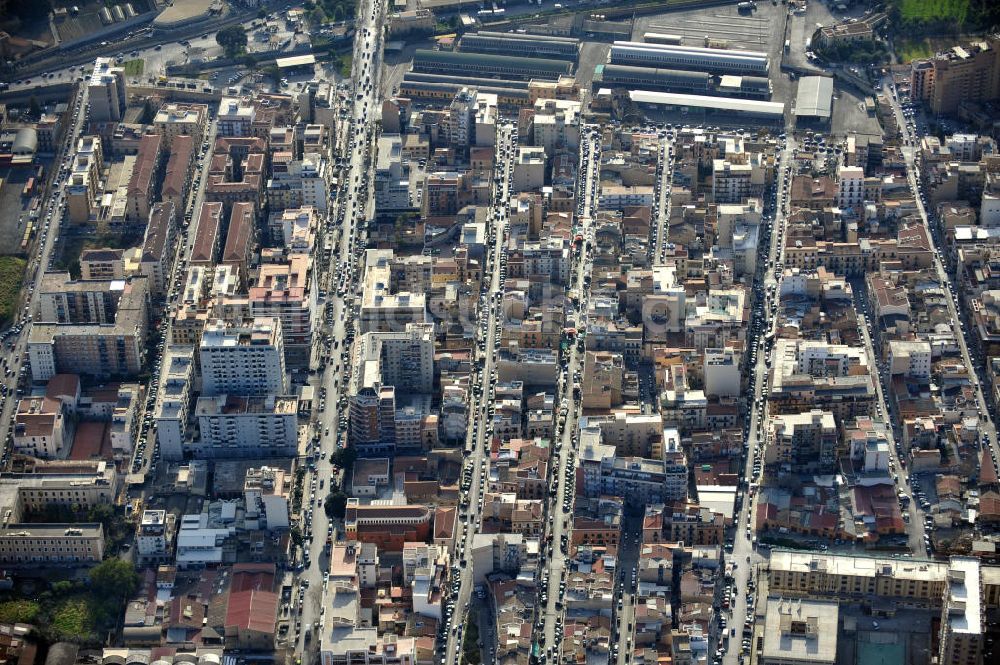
0,460,120,519
0,523,105,565
580,351,624,410
152,103,209,148
760,598,838,665
13,396,66,458
28,276,150,382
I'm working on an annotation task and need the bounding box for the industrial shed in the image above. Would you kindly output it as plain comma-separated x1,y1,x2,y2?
794,76,834,120
412,49,574,80
628,90,785,123
610,41,770,75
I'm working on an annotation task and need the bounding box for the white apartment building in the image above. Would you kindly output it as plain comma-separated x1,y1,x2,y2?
199,317,287,397
137,509,176,564
88,57,126,122
155,346,195,461
532,98,581,152
837,165,865,213
704,347,741,397
511,146,547,193
244,466,290,531
355,323,436,394
888,340,932,380
520,238,571,284
375,135,413,211
599,185,656,210
217,97,255,137
267,153,331,212
194,395,299,458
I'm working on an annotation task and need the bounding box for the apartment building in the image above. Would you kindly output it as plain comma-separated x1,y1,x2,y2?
193,395,299,458
126,133,163,224
65,135,104,224
267,153,331,213
156,346,195,461
938,558,984,665
249,255,316,366
139,201,178,297
765,409,838,472
162,134,195,214
244,466,290,531
27,276,150,382
837,165,865,213
359,251,428,334
88,57,126,122
136,509,176,565
911,38,1000,115
13,396,66,458
511,145,547,193
217,97,255,137
200,317,287,397
375,134,414,212
769,338,876,419
703,347,741,397
152,103,209,148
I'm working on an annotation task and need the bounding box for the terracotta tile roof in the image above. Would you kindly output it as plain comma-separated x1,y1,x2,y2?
222,202,255,265
225,589,277,635
163,134,194,197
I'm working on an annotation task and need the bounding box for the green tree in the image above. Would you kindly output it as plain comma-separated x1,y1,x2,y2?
28,96,41,119
89,559,139,601
325,491,348,519
216,25,248,58
257,7,268,18
331,445,357,470
7,0,52,22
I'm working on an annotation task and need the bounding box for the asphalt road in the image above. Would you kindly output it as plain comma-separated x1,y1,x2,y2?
539,125,601,663
292,0,387,658
721,136,793,665
0,81,90,463
443,122,516,665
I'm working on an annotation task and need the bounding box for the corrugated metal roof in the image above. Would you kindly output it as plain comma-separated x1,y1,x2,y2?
794,76,834,118
602,64,710,83
413,49,572,74
629,90,785,116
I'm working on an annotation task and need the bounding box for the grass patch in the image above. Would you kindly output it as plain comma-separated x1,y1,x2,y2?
0,256,26,327
50,596,94,640
336,53,352,78
897,37,936,62
123,59,144,77
0,600,40,623
898,0,970,23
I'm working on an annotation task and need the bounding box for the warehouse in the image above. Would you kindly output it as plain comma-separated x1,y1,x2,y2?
594,65,772,100
404,71,531,92
594,64,711,94
716,75,773,100
412,50,573,81
610,41,769,75
459,31,580,61
628,90,785,124
794,76,834,122
398,78,530,107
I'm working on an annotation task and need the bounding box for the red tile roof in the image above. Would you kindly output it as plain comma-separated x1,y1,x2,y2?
225,589,278,635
